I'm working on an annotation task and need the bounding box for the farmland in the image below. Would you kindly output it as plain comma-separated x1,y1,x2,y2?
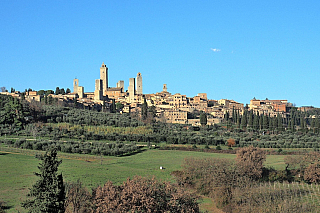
0,147,285,212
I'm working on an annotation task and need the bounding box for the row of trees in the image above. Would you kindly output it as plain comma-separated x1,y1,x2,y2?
2,139,140,156
54,87,71,95
12,122,320,150
224,107,320,133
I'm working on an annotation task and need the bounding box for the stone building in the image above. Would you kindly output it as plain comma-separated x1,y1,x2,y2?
116,80,124,89
100,62,108,96
248,98,292,113
128,78,135,103
136,72,142,95
94,79,103,101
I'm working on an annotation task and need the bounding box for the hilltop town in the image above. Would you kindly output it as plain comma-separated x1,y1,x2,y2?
1,62,315,126
2,62,320,213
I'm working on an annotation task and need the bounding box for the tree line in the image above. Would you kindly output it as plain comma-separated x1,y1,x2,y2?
1,138,140,157
224,107,320,133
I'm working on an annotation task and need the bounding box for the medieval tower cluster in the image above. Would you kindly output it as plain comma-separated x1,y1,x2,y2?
73,62,143,104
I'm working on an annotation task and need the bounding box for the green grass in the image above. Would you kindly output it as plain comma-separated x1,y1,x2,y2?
0,147,286,212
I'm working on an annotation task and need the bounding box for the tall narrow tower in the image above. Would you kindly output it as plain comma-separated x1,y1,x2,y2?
163,84,167,92
128,78,135,103
94,79,103,101
136,72,143,94
73,79,79,94
100,62,108,96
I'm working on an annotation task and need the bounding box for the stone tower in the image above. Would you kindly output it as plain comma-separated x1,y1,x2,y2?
100,62,108,96
94,79,103,101
78,86,84,99
136,72,142,95
163,84,167,92
73,79,79,93
117,80,124,89
128,78,135,103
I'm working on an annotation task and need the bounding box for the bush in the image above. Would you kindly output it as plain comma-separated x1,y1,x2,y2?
93,176,199,212
236,146,266,180
177,157,239,207
304,163,320,183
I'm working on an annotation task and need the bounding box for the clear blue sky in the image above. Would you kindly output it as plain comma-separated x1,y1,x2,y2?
1,1,320,107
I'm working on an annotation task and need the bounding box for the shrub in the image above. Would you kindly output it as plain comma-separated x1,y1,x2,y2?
304,163,320,183
236,146,266,180
227,138,236,147
177,157,239,208
93,176,199,212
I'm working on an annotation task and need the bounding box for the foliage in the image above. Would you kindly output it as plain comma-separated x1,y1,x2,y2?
236,146,266,180
141,98,148,120
4,139,140,157
65,180,92,213
93,176,199,212
0,94,27,129
176,157,242,207
176,156,319,212
304,163,320,183
199,112,207,126
228,182,317,213
22,147,65,213
110,99,116,113
3,92,320,150
227,138,236,147
115,102,124,110
284,151,320,181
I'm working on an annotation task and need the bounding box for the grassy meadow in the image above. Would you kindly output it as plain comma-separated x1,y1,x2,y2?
0,147,286,212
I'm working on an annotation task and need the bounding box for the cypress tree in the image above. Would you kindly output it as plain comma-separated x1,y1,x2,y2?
110,99,116,113
22,148,65,213
269,116,273,131
240,110,247,130
253,113,259,131
273,116,278,131
259,114,263,130
300,115,305,130
248,110,253,130
224,111,229,122
55,87,60,95
263,114,269,130
277,114,283,131
141,98,148,120
291,118,295,132
236,115,241,129
232,107,236,123
200,112,207,127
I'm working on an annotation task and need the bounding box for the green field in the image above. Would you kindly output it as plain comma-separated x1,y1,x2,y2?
0,148,286,212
